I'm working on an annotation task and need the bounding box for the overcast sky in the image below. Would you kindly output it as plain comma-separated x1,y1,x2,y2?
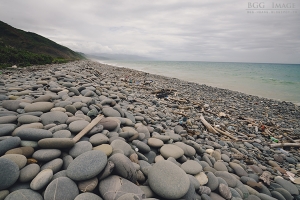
1,0,299,63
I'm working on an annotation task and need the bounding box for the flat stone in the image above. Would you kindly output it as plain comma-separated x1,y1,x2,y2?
148,160,190,199
44,177,79,200
215,171,237,188
256,193,277,200
5,146,34,157
89,133,109,146
0,136,21,156
33,149,61,162
41,158,63,174
102,107,121,117
53,130,71,138
98,118,118,131
229,162,248,177
4,189,43,200
32,94,52,102
65,105,77,114
210,192,226,200
69,141,93,158
19,163,40,182
275,176,299,195
212,151,222,161
0,124,17,136
38,138,75,149
40,111,68,125
181,160,203,175
174,142,196,157
99,175,145,200
160,144,184,159
74,192,103,200
14,128,53,141
132,140,151,153
1,154,27,169
274,188,294,200
67,150,107,181
18,115,41,124
147,138,164,148
30,169,53,190
24,102,54,112
206,171,219,191
0,115,17,124
93,144,113,156
69,120,89,133
108,153,137,183
0,157,20,190
214,161,228,172
136,125,150,138
195,172,209,186
78,177,98,192
2,100,22,111
110,139,132,157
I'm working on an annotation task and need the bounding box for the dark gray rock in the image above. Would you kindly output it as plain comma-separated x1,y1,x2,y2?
0,116,17,124
40,111,68,125
0,158,20,190
2,100,22,111
74,192,103,200
44,177,79,200
99,175,145,200
0,124,17,136
24,102,54,113
69,120,89,133
14,128,53,141
41,158,63,174
19,163,40,182
274,188,294,200
102,107,121,117
275,176,299,195
0,137,21,156
148,160,190,199
132,140,151,153
108,153,137,183
4,189,43,200
69,141,93,158
215,171,237,188
32,149,61,162
206,172,219,191
67,150,107,181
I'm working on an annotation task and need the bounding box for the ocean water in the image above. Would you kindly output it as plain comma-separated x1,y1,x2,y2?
95,60,300,105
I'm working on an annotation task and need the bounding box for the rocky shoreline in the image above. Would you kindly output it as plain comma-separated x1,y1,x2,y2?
0,60,300,200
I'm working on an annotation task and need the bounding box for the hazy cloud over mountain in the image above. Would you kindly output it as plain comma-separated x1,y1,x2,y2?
1,0,299,63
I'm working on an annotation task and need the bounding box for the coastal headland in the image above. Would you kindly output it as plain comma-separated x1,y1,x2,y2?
0,60,300,199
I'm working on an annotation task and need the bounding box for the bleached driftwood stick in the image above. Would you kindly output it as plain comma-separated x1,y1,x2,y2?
270,143,300,148
73,115,104,143
214,127,240,141
199,114,218,134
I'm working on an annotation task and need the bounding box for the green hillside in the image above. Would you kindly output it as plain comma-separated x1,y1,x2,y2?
0,21,85,68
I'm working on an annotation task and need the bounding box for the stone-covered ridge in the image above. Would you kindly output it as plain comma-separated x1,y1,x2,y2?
0,60,300,200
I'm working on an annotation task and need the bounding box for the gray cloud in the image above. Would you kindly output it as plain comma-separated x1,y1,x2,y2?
0,0,299,63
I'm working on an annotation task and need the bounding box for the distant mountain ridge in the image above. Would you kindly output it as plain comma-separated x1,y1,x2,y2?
0,21,84,68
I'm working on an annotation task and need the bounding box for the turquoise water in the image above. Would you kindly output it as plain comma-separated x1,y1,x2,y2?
95,60,300,105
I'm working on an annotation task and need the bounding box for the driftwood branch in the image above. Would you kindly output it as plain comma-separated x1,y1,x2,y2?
270,143,300,148
284,133,296,143
214,127,240,141
199,114,218,134
73,115,104,143
172,111,188,117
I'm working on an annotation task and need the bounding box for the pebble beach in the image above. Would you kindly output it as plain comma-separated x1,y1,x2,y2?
0,60,300,200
